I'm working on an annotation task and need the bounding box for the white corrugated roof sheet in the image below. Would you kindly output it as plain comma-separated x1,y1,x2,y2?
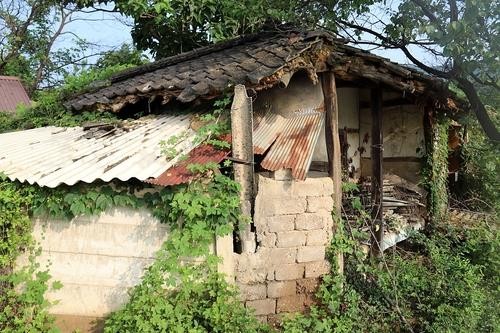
0,114,197,188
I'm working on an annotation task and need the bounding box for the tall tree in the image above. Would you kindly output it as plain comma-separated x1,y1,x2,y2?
75,0,375,58
338,0,499,141
0,0,109,93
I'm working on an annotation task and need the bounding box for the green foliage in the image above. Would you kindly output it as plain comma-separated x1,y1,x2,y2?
28,182,142,220
0,64,132,133
74,0,375,58
0,177,33,269
423,116,450,223
104,174,268,332
459,110,500,214
385,0,499,88
159,95,231,163
95,44,148,69
0,248,62,333
281,200,499,333
1,167,260,332
159,131,190,160
0,176,60,332
0,0,102,91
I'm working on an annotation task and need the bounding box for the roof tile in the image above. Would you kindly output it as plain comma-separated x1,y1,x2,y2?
0,76,31,113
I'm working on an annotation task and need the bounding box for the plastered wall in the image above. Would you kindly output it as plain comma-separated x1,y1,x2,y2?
253,71,324,118
358,89,425,182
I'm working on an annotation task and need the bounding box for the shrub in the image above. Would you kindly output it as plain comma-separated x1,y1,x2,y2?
281,218,499,333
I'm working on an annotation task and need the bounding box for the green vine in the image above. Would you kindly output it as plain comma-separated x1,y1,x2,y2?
101,95,267,332
281,183,498,333
0,93,263,332
0,176,61,333
423,115,450,223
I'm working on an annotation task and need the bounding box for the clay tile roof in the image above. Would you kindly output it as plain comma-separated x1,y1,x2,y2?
65,30,338,111
0,76,31,113
65,29,461,113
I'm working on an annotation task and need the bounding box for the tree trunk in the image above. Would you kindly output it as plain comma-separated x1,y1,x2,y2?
456,77,500,142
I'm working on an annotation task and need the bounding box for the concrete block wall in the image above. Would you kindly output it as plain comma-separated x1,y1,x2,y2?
23,207,170,332
234,171,335,323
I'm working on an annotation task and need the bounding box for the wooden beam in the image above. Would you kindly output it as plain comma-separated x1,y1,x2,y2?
370,87,384,256
231,84,256,254
321,71,342,212
321,71,343,273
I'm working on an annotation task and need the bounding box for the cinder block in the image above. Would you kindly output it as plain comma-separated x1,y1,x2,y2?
238,283,267,301
306,230,329,246
267,248,297,264
275,264,304,281
236,268,269,284
276,231,306,248
255,315,268,324
267,281,296,298
260,197,307,216
246,299,276,315
267,215,296,232
305,261,331,278
291,177,333,197
296,278,320,294
267,313,285,328
273,169,293,180
258,232,276,247
276,295,307,313
297,246,326,263
306,196,334,213
295,213,327,230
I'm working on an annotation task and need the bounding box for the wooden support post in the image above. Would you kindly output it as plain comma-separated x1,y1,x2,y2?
321,71,343,273
370,87,384,256
230,84,256,254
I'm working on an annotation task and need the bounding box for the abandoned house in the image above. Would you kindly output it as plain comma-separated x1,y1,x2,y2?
0,30,462,331
0,75,31,114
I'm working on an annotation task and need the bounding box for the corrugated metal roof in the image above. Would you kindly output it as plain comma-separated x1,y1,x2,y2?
0,76,31,113
253,112,285,154
146,135,231,186
256,110,324,180
0,114,197,187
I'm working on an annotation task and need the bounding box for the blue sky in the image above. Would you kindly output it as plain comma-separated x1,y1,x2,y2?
59,5,436,67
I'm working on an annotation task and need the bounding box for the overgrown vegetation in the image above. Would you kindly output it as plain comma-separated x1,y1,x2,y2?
423,115,450,223
0,94,266,332
281,184,499,333
458,109,500,215
104,170,267,332
0,176,61,333
0,63,135,133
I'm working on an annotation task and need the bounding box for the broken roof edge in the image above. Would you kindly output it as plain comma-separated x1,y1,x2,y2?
64,28,465,115
110,29,340,84
0,114,202,189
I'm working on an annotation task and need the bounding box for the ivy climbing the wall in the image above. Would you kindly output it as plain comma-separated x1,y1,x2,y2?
280,183,499,333
423,115,450,223
0,176,61,333
103,168,269,332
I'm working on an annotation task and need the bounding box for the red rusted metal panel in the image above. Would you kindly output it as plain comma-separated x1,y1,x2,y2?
0,76,31,113
260,111,324,180
146,136,231,186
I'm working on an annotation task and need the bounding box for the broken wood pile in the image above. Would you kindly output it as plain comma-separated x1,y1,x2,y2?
343,174,427,232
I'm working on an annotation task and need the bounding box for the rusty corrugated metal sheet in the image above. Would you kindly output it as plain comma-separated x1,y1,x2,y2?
0,76,31,113
146,136,231,186
259,111,324,180
0,114,197,187
253,112,285,154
